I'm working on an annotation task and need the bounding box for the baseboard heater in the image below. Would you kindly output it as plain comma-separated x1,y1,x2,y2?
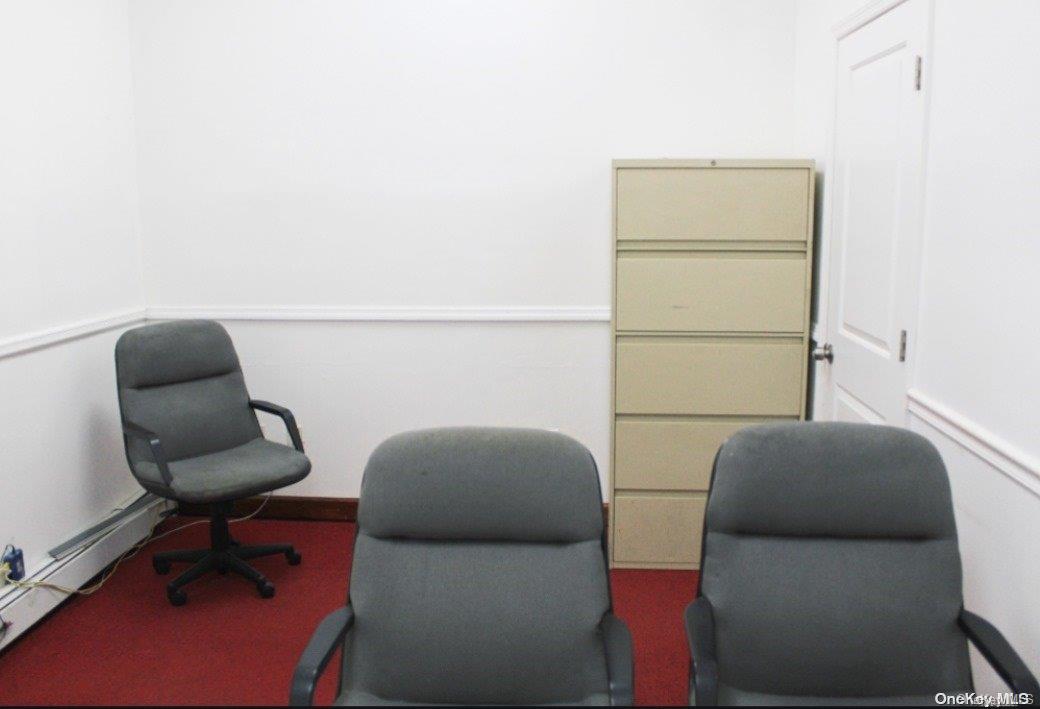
48,492,158,560
1,492,166,651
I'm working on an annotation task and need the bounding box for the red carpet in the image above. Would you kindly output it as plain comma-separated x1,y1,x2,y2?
0,519,697,706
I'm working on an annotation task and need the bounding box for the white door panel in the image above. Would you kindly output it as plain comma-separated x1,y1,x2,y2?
834,386,885,425
825,0,930,425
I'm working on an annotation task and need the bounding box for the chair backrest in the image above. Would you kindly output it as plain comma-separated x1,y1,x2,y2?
345,427,610,706
701,422,972,703
115,320,260,467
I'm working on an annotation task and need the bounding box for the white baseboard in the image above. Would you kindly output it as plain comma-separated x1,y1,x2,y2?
0,497,169,651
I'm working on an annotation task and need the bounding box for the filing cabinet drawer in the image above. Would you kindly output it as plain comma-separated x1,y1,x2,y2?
616,339,803,416
616,167,810,241
614,419,748,490
612,493,706,565
616,255,807,333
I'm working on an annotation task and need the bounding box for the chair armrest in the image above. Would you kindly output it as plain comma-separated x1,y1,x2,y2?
601,613,634,706
250,399,304,452
122,420,172,486
290,605,355,706
685,596,718,706
959,609,1039,695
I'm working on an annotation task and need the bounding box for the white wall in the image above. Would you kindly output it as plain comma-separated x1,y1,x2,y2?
227,320,610,497
128,0,801,497
0,0,145,576
130,0,796,310
0,1,144,341
795,0,1040,687
913,0,1040,460
913,0,1040,687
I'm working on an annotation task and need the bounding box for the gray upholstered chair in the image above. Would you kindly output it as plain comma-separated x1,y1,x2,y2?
686,422,1039,706
115,320,311,605
291,427,634,706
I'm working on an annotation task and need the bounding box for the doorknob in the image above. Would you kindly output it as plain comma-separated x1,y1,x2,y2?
812,343,833,363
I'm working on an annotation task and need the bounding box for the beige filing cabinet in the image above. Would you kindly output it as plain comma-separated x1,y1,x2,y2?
610,159,815,569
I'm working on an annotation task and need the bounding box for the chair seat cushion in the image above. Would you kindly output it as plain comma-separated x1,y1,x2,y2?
335,688,610,706
136,438,310,503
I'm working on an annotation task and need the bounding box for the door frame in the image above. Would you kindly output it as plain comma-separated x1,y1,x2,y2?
810,0,935,422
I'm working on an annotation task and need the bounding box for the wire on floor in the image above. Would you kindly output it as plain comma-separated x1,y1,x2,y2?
0,494,273,597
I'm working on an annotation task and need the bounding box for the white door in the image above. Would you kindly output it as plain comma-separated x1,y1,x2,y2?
823,0,930,425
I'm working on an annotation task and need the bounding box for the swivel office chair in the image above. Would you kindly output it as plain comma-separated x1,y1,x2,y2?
686,422,1038,705
115,320,311,605
291,427,634,706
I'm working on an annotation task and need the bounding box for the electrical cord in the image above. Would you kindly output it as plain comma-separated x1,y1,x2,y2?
0,493,273,597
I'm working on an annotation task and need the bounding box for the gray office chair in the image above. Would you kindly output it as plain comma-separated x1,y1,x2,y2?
685,422,1039,705
290,427,634,706
115,320,311,605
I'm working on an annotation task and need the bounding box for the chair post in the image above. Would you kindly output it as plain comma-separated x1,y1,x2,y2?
210,502,233,551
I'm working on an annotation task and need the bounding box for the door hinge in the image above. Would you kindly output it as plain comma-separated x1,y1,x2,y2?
899,330,908,362
914,55,923,91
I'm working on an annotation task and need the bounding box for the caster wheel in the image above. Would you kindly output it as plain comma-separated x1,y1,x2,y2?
257,581,276,599
153,558,171,575
218,564,229,575
286,550,302,566
167,588,187,606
